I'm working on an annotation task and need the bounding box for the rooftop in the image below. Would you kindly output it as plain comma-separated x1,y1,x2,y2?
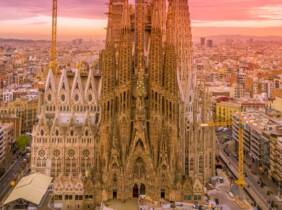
3,173,53,206
234,111,282,135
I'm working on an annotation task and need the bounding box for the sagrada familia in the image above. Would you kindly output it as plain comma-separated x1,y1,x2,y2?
31,0,215,208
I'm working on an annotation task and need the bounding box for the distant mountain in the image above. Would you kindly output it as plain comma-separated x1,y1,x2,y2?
0,38,49,43
1,35,282,45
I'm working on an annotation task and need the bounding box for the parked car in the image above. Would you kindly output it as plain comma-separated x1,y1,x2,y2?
193,202,199,209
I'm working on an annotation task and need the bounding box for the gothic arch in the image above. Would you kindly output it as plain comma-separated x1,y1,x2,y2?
132,184,139,198
133,157,146,179
140,183,146,195
135,139,144,151
118,115,130,151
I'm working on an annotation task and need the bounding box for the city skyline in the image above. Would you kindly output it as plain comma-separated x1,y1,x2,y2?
1,1,282,209
0,0,282,40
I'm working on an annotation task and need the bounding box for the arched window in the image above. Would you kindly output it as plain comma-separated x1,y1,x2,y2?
134,157,145,178
135,139,144,150
190,158,194,172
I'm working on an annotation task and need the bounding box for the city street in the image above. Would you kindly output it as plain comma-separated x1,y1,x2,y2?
208,168,250,210
216,129,281,209
0,155,26,203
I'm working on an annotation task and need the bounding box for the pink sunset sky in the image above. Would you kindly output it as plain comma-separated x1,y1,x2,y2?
0,0,282,40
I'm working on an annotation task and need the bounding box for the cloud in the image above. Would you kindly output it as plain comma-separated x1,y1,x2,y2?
1,0,282,22
192,19,282,28
189,0,282,20
0,0,282,39
0,0,106,20
251,5,282,20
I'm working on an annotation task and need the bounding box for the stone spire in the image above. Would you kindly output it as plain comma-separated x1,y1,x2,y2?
166,0,176,46
117,0,132,86
151,0,162,29
135,0,145,70
121,0,130,29
135,0,147,120
105,0,124,46
105,0,114,46
149,0,163,86
57,69,70,105
167,0,193,102
45,69,57,105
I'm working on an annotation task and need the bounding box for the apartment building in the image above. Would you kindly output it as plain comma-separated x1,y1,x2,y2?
232,111,282,181
0,98,38,134
215,99,266,122
0,123,14,171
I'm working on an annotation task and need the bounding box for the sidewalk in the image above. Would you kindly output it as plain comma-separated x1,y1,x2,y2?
0,160,18,183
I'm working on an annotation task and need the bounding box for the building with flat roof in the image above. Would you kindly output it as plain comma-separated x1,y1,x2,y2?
0,98,38,135
232,111,282,181
271,96,282,112
3,173,53,210
215,99,266,122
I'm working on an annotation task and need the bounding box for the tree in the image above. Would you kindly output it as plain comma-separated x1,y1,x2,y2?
16,135,30,152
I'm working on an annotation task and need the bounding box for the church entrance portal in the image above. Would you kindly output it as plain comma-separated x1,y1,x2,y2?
113,190,117,199
161,189,165,198
140,183,145,195
132,183,146,198
133,184,139,198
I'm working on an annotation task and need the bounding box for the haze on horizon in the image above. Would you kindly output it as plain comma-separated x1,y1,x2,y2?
0,0,282,40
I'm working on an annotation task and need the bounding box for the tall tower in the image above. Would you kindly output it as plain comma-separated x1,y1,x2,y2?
106,0,125,46
167,0,194,102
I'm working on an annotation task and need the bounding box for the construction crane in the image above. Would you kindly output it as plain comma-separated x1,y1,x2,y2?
235,114,245,188
50,0,58,74
200,113,245,188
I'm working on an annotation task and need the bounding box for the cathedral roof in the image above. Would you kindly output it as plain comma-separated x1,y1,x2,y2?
53,112,97,127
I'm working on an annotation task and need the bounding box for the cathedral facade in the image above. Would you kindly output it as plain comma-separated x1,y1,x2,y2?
31,67,101,209
31,0,215,207
97,0,215,202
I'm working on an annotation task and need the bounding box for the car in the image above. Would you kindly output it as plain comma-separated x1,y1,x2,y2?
228,192,235,198
224,137,230,141
267,190,272,195
219,177,224,183
193,202,199,209
175,202,183,207
25,132,32,136
217,127,224,132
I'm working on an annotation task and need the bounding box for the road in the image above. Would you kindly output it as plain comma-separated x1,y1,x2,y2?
216,130,270,210
0,157,26,202
208,168,249,210
208,189,240,210
219,150,269,209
